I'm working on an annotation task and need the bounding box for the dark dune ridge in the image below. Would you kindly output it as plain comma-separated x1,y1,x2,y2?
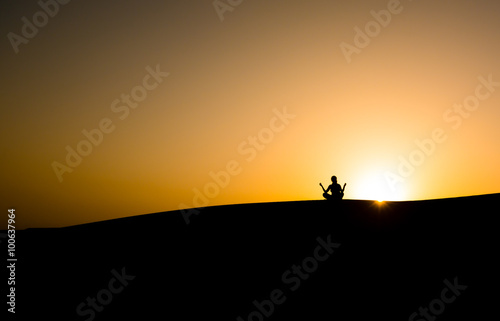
9,194,499,320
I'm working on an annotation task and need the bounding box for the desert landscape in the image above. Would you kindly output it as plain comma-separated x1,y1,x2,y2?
7,193,498,320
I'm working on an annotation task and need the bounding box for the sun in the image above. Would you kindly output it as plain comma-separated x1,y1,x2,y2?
351,171,405,202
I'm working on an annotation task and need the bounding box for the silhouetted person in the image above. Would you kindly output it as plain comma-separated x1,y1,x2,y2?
320,176,346,200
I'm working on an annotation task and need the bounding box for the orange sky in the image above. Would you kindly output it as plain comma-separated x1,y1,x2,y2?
2,0,500,228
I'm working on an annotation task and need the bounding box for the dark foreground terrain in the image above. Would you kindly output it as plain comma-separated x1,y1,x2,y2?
4,194,499,320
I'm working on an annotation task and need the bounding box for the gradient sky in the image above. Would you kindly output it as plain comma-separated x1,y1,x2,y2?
2,0,500,228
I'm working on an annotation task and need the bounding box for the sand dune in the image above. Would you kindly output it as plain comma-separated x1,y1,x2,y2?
10,194,499,320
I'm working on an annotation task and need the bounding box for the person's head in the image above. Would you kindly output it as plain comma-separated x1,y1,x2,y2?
331,176,337,183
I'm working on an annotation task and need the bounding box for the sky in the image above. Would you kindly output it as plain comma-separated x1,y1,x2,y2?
1,0,500,229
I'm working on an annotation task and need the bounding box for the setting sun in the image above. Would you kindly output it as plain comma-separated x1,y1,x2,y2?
350,171,406,202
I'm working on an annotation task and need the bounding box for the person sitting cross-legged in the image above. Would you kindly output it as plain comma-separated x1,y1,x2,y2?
320,176,345,200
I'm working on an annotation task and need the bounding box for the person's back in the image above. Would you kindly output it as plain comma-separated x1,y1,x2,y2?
328,182,342,197
320,176,345,200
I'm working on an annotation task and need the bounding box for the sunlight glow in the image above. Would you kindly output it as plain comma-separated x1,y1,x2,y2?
351,171,406,202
